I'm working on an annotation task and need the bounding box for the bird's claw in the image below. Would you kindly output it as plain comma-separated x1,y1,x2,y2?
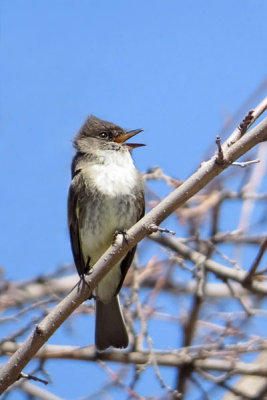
113,229,129,245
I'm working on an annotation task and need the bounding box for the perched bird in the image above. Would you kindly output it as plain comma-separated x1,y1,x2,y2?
68,115,145,351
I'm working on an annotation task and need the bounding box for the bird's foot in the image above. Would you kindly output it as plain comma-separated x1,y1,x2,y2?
84,256,91,275
113,229,129,245
77,256,93,298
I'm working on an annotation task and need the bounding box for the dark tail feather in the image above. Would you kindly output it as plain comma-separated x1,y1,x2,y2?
95,295,129,351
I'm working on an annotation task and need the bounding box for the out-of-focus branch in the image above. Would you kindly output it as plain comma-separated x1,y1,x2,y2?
0,115,266,394
0,273,260,318
221,352,267,400
1,266,262,315
8,380,63,400
150,234,267,295
1,342,267,377
0,275,76,308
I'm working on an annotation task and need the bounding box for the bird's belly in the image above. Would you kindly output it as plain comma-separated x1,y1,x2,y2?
80,195,137,303
80,193,137,263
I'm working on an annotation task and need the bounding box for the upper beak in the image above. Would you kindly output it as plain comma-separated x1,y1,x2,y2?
113,129,145,148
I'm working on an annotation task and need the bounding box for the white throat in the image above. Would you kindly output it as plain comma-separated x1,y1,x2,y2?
86,150,138,196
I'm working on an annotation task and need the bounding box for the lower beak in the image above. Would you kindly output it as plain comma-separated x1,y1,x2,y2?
113,129,145,148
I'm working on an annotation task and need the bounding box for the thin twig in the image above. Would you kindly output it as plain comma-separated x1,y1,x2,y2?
232,159,260,168
243,239,267,287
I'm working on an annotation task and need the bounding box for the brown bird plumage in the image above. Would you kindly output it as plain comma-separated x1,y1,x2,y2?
68,115,145,350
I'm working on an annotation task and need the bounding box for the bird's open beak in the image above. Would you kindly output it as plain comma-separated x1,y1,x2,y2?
114,129,145,148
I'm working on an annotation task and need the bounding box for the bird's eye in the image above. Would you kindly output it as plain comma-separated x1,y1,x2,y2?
99,132,109,139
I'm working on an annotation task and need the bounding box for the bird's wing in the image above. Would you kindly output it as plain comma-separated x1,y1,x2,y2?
67,174,86,277
117,183,145,293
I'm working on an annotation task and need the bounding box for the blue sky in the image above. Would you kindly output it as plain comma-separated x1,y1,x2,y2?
1,0,266,280
1,1,267,398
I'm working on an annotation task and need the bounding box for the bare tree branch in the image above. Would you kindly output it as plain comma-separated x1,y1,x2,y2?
1,341,267,377
150,234,267,295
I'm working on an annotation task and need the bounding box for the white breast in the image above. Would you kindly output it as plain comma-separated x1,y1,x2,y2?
80,149,140,262
86,150,138,196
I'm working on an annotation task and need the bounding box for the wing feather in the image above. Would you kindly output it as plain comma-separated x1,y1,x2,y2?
67,175,86,277
117,181,145,293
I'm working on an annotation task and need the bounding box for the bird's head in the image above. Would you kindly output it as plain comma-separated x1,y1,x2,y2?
73,115,144,153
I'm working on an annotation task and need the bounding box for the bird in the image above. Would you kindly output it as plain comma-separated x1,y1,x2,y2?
68,115,145,351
